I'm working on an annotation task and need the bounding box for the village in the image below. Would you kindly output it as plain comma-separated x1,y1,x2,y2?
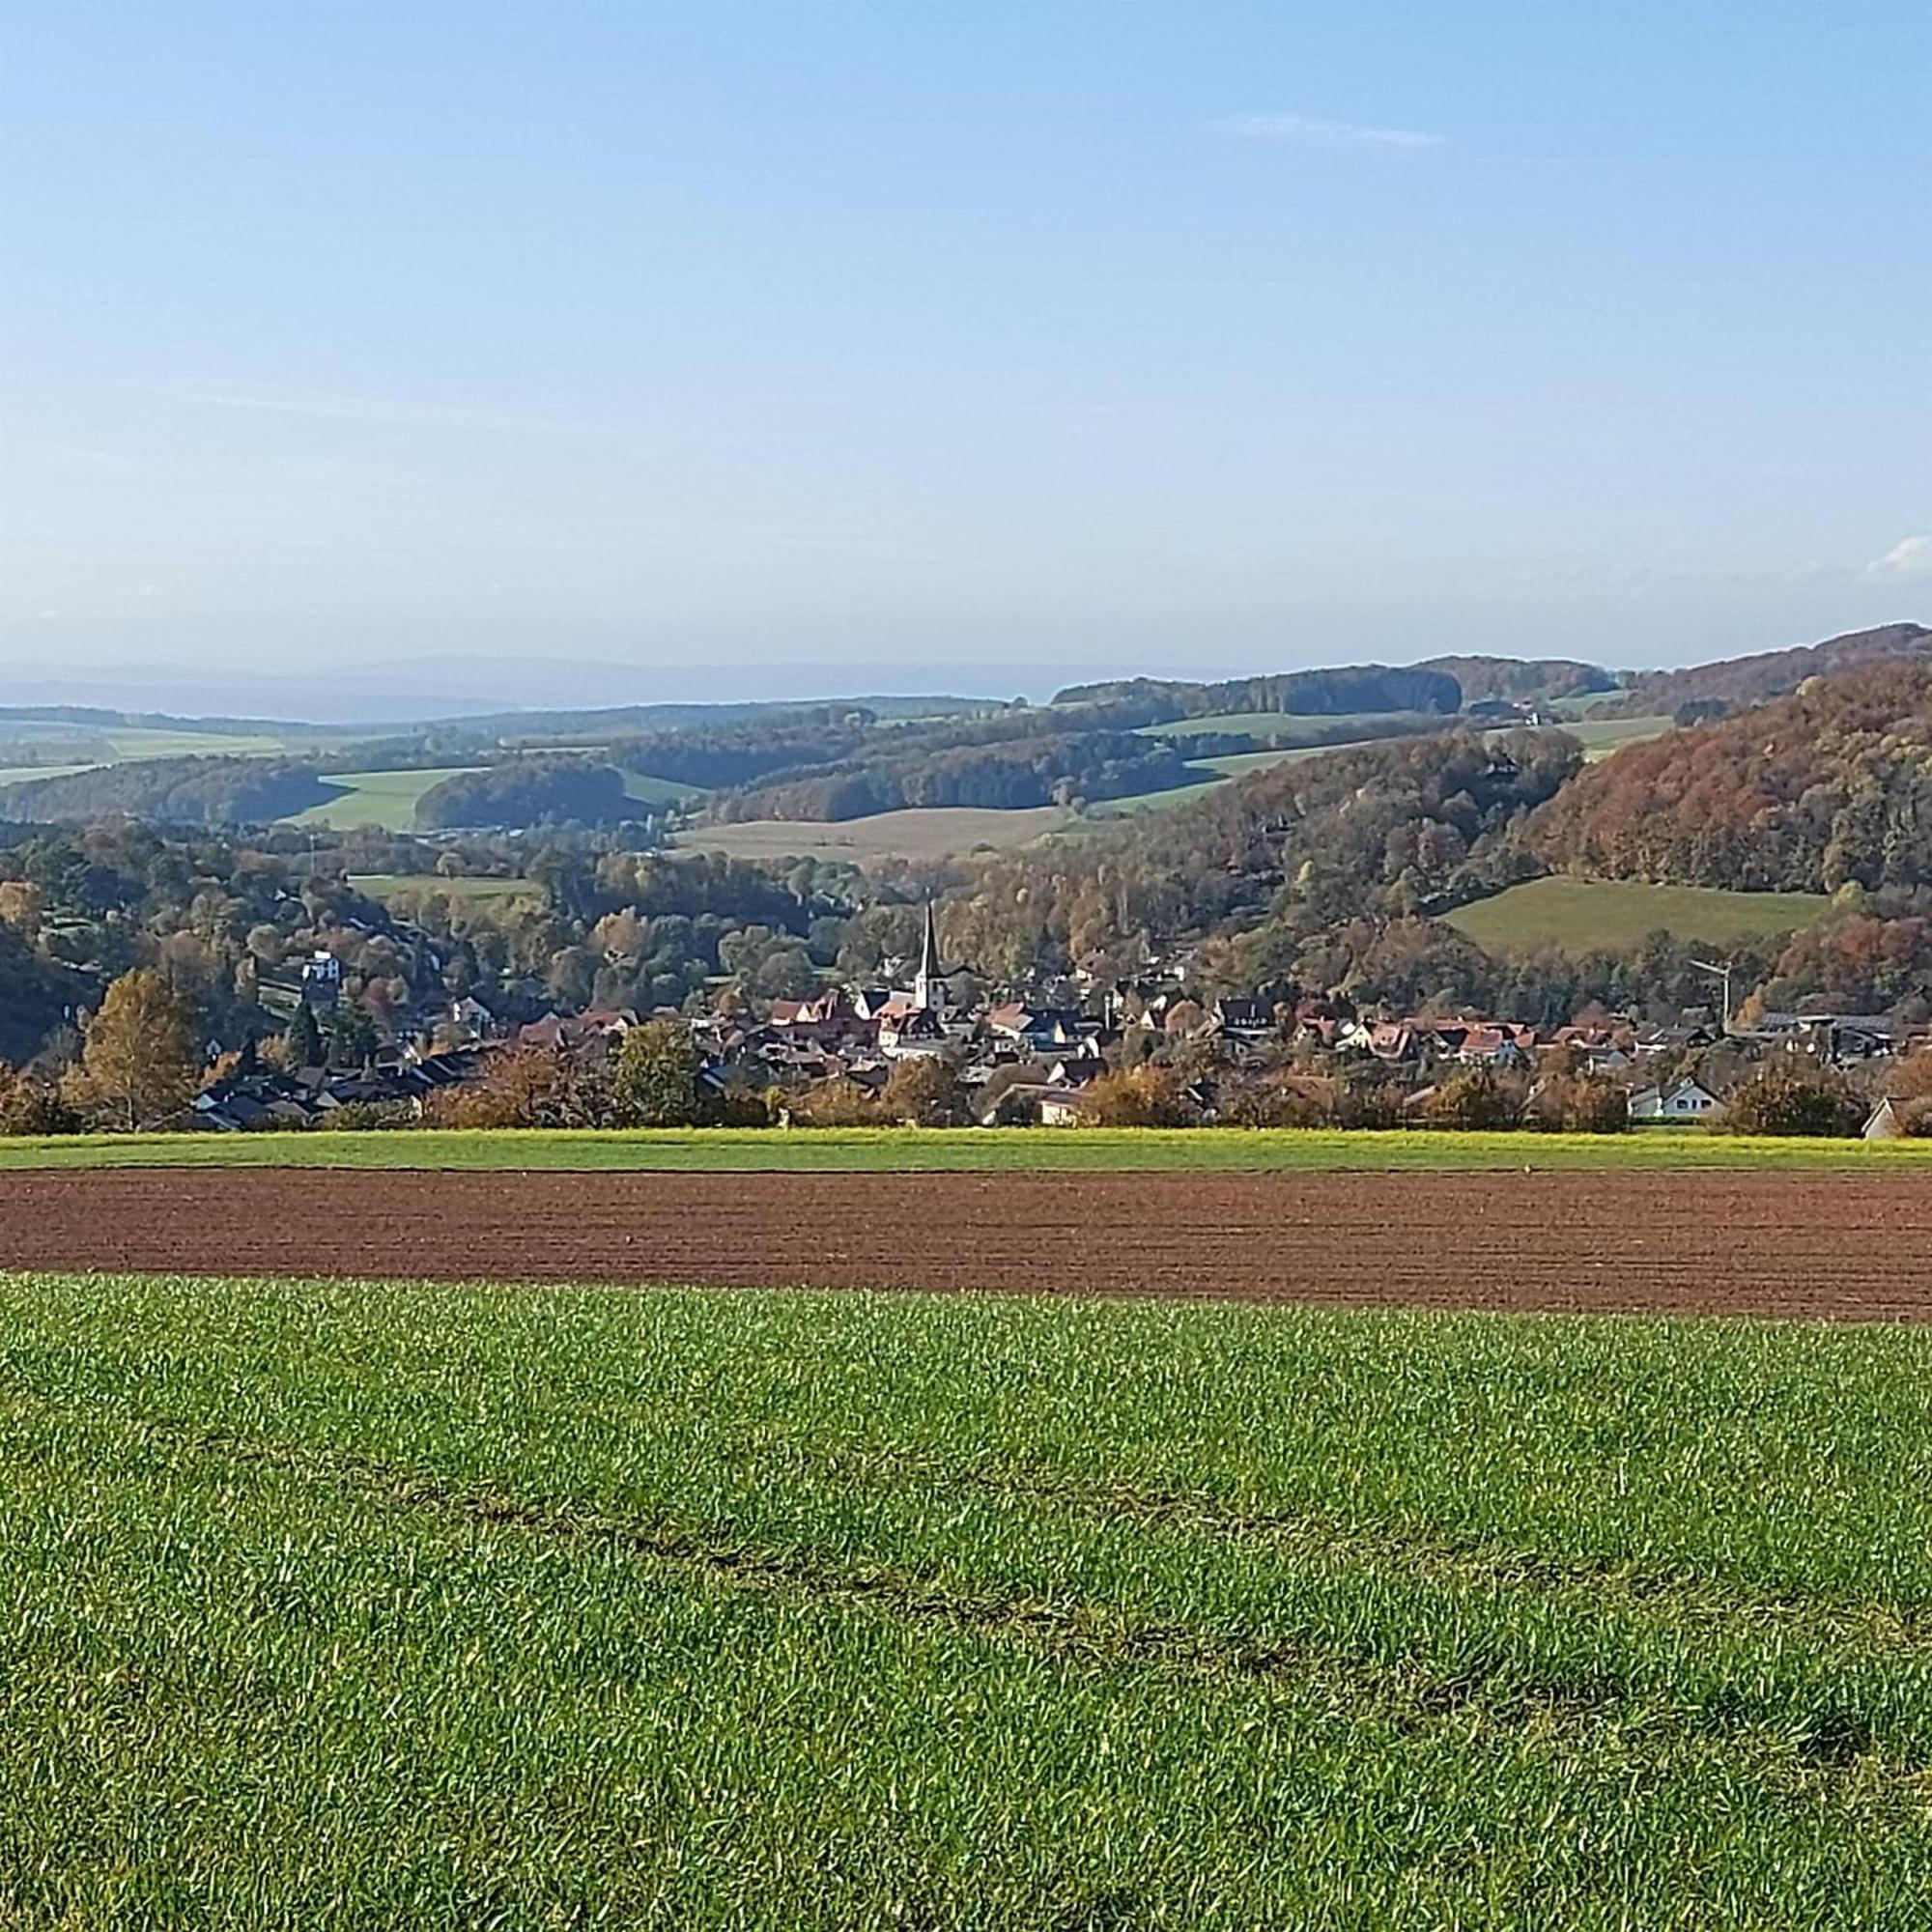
181,901,1931,1139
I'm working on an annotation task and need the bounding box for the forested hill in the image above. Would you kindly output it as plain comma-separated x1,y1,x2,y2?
1602,622,1932,718
1413,656,1614,704
0,757,337,829
1525,662,1932,893
1049,666,1462,718
943,728,1578,980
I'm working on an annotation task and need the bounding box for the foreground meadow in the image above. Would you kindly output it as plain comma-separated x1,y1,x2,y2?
3,1274,1930,1925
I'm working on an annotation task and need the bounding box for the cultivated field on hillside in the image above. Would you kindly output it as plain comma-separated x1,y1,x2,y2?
4,1124,1928,1175
284,767,483,831
673,805,1072,862
2,1271,1927,1924
0,725,334,790
1446,876,1833,956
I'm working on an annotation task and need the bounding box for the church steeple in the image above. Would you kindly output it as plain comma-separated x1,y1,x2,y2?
913,896,940,1011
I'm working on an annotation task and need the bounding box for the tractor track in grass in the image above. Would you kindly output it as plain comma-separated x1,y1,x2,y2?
6,1381,1914,1774
2,1167,1931,1321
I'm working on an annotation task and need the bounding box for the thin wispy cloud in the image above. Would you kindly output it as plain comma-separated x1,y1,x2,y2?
1210,112,1445,154
1868,533,1932,582
140,380,610,438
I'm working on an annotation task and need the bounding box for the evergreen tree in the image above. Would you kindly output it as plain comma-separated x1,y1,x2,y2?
286,1003,325,1069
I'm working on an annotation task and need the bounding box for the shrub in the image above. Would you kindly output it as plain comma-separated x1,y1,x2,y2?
1722,1061,1864,1138
1077,1066,1194,1128
419,1048,611,1130
321,1099,418,1132
0,1065,80,1136
711,1081,776,1128
1426,1066,1528,1132
1333,1081,1405,1130
1527,1069,1631,1134
881,1056,968,1127
1889,1050,1932,1135
785,1078,877,1127
1219,1074,1333,1129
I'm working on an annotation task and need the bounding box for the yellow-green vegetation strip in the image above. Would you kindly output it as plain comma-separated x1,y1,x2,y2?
1,1273,1929,1924
1446,876,1833,957
1,1125,1928,1173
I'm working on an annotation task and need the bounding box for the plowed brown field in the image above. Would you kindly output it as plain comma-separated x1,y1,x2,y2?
3,1168,1929,1319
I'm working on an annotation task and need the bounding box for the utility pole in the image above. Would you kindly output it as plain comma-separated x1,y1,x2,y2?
1690,958,1734,1035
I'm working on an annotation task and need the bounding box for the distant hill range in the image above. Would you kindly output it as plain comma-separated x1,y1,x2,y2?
1598,622,1932,718
0,694,990,743
4,621,1926,838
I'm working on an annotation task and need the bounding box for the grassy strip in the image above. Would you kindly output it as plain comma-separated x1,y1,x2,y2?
2,1123,1928,1173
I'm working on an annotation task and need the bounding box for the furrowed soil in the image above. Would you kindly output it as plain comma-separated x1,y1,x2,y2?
2,1168,1929,1319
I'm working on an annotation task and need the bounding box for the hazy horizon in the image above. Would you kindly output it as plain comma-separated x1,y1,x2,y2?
3,4,1928,710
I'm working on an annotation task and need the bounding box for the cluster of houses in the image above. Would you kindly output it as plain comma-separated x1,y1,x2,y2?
185,1044,487,1133
186,905,1925,1135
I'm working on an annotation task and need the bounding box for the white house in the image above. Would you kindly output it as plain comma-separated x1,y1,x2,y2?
1628,1077,1721,1124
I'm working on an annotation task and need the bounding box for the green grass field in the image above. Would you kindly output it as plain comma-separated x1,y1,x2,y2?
2,1270,1928,1924
1446,876,1833,957
674,806,1073,863
1,1124,1924,1173
1081,773,1225,816
347,872,547,908
284,767,483,831
621,769,705,807
1562,714,1676,760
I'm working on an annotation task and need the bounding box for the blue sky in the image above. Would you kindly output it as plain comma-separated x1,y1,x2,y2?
2,2,1928,715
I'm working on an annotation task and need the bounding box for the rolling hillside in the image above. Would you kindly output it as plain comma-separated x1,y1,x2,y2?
1445,878,1832,958
1602,622,1932,718
1525,663,1932,894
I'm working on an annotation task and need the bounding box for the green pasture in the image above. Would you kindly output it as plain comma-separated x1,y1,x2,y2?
283,767,482,831
621,769,705,807
674,806,1072,863
347,872,546,908
1562,714,1676,760
1,1124,1923,1174
1446,876,1833,957
1083,773,1225,816
1,1271,1928,1924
